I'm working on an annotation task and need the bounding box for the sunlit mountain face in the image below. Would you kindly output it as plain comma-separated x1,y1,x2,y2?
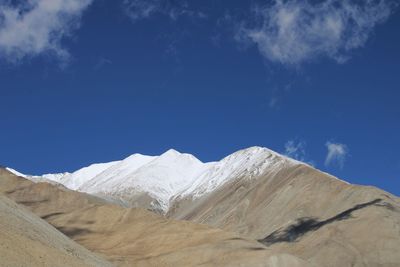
1,0,399,266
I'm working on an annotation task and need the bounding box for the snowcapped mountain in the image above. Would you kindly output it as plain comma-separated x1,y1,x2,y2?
78,149,208,211
58,161,121,190
177,147,296,199
7,147,303,213
4,148,400,267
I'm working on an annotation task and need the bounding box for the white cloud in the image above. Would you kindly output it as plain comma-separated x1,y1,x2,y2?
0,0,93,63
284,139,307,161
123,0,160,21
325,141,348,169
123,0,206,22
284,139,317,166
236,0,397,65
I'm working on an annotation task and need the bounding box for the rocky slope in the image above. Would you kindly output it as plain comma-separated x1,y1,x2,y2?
170,161,400,266
7,147,298,214
0,168,309,267
5,146,400,266
0,193,111,267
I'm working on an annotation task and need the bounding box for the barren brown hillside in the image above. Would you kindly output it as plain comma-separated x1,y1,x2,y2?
0,168,309,267
168,163,400,266
0,194,112,267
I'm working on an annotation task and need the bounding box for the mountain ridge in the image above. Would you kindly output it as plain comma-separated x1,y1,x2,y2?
6,146,324,213
3,146,400,266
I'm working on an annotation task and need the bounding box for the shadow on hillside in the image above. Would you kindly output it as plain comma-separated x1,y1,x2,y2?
258,198,383,246
17,199,49,206
5,189,18,194
41,212,65,220
55,226,93,238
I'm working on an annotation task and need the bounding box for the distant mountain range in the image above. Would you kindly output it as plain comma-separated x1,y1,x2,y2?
6,147,303,213
2,146,400,266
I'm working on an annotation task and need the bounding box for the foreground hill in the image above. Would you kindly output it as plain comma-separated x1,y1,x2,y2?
0,168,309,267
0,194,111,267
5,146,400,266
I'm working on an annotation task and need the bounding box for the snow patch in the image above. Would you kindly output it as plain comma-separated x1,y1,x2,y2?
6,167,28,178
6,146,325,213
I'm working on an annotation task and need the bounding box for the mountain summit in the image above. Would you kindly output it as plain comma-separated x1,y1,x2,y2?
3,146,400,266
7,147,303,213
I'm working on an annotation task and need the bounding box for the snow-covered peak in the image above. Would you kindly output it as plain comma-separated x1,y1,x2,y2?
219,146,273,163
5,146,302,213
60,161,120,190
177,146,292,199
78,154,157,192
161,148,181,157
225,146,290,162
124,153,153,161
156,149,203,164
79,150,207,211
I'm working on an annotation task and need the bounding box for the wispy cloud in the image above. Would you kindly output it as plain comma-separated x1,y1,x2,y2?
284,139,315,166
284,139,306,161
236,0,397,65
268,96,279,109
94,57,112,71
0,0,93,63
123,0,206,22
267,82,294,110
123,0,160,21
325,141,349,169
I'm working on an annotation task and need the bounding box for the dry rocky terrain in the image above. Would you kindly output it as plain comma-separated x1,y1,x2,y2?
1,156,399,266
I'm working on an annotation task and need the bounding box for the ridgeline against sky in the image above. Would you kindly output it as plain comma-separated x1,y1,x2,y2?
0,0,399,195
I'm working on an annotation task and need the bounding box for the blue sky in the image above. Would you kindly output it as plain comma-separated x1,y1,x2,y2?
0,0,399,196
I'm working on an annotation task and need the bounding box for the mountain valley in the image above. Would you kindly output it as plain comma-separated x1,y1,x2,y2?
2,147,400,266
